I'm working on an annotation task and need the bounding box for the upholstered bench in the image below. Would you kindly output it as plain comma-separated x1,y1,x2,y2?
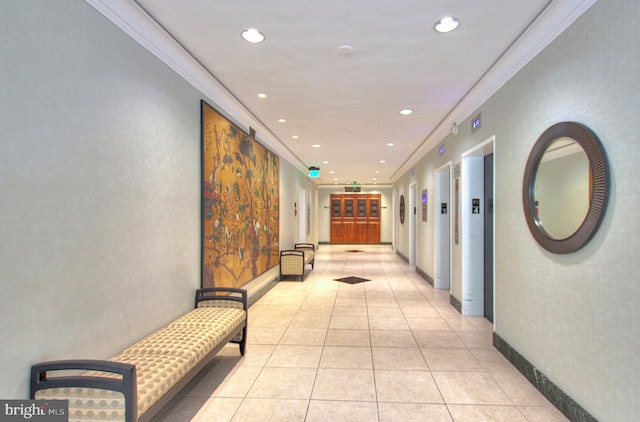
279,243,315,281
30,287,247,422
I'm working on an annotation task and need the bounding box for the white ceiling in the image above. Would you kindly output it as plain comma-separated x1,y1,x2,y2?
89,0,596,186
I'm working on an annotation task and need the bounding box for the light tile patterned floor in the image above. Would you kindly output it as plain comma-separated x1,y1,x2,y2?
156,245,568,422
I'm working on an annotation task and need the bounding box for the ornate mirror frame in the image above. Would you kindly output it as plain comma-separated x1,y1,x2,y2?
522,122,609,254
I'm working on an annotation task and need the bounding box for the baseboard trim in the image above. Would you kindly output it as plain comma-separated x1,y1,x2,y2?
318,242,392,245
493,333,598,422
415,266,434,286
247,277,279,308
449,295,462,314
396,250,409,264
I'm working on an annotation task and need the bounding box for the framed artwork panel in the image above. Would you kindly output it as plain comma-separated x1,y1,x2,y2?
201,100,280,288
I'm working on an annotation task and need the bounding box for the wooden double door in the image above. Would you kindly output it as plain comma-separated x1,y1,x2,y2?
330,194,381,243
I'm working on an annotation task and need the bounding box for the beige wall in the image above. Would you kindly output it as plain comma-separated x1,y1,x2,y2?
394,1,640,420
4,0,639,419
0,0,307,398
492,3,638,419
279,165,319,249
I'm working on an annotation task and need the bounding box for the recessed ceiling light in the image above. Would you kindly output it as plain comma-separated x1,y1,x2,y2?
338,45,354,56
257,93,267,99
376,170,380,174
435,16,459,33
322,160,329,164
292,135,299,139
312,144,321,148
400,109,413,116
386,142,395,147
241,28,265,43
278,118,286,123
372,178,377,181
379,159,386,164
329,171,335,174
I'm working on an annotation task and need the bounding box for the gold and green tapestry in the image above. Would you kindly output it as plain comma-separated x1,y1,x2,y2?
201,101,279,289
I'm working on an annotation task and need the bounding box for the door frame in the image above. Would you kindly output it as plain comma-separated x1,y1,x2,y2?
409,182,417,266
460,136,495,321
434,161,453,291
298,186,306,244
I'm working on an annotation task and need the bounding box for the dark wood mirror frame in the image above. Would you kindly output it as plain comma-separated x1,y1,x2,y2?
522,122,609,254
399,195,405,224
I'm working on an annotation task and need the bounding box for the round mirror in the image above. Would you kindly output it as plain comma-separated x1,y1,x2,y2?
523,122,609,254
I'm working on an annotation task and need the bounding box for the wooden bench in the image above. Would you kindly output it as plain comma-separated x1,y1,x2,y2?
30,287,247,422
279,243,315,281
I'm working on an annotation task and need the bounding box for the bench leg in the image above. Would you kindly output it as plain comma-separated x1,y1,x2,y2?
239,325,247,356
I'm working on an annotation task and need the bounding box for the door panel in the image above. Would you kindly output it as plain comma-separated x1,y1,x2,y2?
484,154,494,322
330,194,381,243
435,170,451,289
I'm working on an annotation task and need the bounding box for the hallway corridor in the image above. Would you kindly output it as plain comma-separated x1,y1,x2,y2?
157,245,567,421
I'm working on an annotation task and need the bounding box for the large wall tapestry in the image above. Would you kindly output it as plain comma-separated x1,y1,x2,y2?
201,100,279,289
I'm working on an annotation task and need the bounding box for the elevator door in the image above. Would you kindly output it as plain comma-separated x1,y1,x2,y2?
484,153,494,322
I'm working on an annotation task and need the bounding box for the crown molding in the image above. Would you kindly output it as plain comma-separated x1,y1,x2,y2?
84,0,307,173
391,0,598,182
84,0,597,184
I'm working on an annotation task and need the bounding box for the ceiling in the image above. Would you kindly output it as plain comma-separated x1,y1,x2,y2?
92,0,594,186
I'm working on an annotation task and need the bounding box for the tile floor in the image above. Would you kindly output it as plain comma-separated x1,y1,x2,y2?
156,245,568,422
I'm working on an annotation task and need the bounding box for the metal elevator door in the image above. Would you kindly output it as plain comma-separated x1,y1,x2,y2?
484,153,494,322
